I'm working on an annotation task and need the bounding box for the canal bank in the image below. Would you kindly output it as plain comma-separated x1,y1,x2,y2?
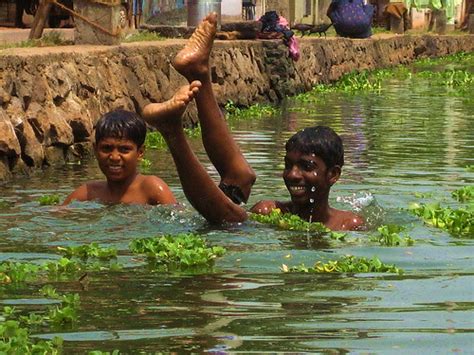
0,34,473,180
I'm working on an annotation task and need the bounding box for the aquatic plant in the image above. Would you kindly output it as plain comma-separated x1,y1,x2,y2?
0,199,13,208
408,202,473,237
225,100,280,119
144,131,166,149
451,186,474,203
140,158,152,171
370,224,414,246
123,30,164,42
282,255,402,274
46,257,82,275
0,286,81,353
129,233,226,267
0,262,42,283
249,209,346,241
416,69,473,87
145,126,202,150
295,52,472,104
0,320,63,354
466,165,474,172
57,243,118,261
38,194,61,206
414,52,474,67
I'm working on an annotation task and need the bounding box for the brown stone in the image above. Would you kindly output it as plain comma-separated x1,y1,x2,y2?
74,0,122,45
44,146,66,166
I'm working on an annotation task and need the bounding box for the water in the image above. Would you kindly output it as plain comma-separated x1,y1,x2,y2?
1,68,473,353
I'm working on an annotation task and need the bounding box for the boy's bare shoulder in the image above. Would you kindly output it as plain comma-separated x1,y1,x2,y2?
334,209,365,231
62,180,106,205
250,200,291,215
137,174,177,204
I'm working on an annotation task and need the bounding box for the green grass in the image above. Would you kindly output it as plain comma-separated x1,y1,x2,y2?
0,31,72,51
122,30,165,43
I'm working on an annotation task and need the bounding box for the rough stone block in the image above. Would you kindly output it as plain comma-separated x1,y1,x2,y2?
74,0,122,45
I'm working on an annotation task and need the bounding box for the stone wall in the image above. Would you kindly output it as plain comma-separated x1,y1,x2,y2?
0,35,473,180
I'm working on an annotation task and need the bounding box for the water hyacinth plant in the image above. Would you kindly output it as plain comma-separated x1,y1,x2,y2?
57,243,118,260
144,131,166,149
370,224,415,246
249,209,346,241
451,186,474,203
282,255,402,274
129,233,226,267
0,320,63,354
38,194,61,206
408,202,473,238
224,100,280,119
294,52,473,103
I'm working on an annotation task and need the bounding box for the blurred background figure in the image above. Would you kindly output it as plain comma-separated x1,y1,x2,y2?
243,0,256,20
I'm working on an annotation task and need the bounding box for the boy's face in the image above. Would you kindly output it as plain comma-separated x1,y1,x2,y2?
282,150,340,205
94,137,144,182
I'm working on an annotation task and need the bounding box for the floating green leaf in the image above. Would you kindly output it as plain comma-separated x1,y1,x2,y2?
409,202,473,237
452,186,474,203
370,224,414,246
282,255,402,274
38,194,60,206
250,209,345,240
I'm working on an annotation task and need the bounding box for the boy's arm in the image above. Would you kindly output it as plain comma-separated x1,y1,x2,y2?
62,184,88,205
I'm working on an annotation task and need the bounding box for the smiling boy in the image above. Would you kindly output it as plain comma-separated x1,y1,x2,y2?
251,126,364,231
62,110,177,205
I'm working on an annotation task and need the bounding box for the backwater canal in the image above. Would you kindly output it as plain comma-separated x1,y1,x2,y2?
0,56,473,353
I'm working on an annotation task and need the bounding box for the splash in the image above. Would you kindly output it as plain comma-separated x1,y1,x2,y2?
336,192,385,229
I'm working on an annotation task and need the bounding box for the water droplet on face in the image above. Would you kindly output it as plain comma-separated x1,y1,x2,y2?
311,153,315,157
313,172,318,176
309,198,314,203
311,186,316,192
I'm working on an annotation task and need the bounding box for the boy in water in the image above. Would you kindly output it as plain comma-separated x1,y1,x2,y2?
251,126,363,230
62,109,176,205
142,13,362,231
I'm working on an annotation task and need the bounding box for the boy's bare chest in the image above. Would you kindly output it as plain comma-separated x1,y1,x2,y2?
88,181,148,205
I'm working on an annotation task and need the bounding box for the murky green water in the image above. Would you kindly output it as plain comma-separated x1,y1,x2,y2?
1,65,473,353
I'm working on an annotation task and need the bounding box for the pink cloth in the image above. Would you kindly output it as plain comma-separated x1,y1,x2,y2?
258,14,300,61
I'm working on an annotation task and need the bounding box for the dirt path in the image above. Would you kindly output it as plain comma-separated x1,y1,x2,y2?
0,27,74,44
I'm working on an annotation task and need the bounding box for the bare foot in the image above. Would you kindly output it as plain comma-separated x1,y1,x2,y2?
142,81,201,133
172,12,217,81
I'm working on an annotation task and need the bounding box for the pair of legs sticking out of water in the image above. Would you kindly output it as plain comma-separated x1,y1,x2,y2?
142,13,256,224
142,13,363,231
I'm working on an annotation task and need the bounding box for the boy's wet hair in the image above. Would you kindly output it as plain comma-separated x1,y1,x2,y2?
95,109,147,147
285,126,344,168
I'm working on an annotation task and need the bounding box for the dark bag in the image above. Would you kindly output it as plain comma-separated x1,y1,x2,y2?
328,0,374,38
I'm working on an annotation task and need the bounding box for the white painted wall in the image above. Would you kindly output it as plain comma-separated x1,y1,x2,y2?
222,0,242,17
